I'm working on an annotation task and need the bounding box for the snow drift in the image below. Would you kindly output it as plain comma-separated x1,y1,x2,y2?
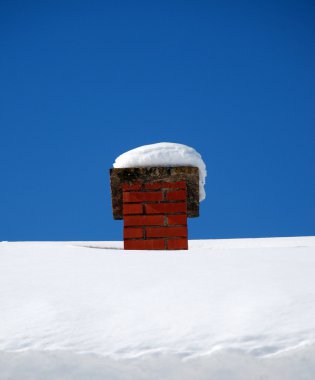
113,142,207,201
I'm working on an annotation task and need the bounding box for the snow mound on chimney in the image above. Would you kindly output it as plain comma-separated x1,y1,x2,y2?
113,142,207,201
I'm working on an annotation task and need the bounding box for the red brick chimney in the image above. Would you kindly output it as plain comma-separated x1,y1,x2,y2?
110,167,199,250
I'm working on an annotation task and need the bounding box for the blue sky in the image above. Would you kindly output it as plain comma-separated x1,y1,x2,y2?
1,0,314,241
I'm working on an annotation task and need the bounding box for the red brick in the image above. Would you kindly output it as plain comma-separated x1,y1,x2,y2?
123,191,163,203
146,227,187,238
124,227,143,239
124,215,165,226
122,182,142,191
123,203,143,215
167,215,187,225
144,181,186,190
167,238,188,250
166,190,187,201
124,239,165,250
145,203,186,214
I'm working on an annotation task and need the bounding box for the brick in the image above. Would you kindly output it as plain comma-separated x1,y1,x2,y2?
145,203,186,214
144,181,186,190
167,215,187,226
166,190,187,201
124,239,165,250
123,191,163,203
123,203,143,215
124,215,165,226
124,227,143,239
122,182,142,191
146,227,187,238
167,238,188,250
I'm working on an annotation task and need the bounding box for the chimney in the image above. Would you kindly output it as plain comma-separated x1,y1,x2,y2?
110,167,199,250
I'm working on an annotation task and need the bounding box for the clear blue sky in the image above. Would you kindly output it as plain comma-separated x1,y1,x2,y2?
1,0,314,241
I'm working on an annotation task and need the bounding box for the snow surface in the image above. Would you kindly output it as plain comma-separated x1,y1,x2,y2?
113,142,207,201
1,236,315,379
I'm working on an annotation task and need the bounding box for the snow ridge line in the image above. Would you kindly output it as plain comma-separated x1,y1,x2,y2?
1,236,315,251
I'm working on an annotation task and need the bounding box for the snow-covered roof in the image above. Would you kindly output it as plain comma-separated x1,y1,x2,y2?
113,142,207,201
1,237,315,379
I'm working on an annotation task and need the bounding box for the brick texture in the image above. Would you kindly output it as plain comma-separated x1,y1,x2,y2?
167,238,188,250
123,204,143,215
124,239,165,250
123,181,188,250
110,167,199,219
123,191,163,203
124,215,165,226
145,203,187,214
166,190,187,201
123,227,143,239
146,227,187,238
167,215,187,226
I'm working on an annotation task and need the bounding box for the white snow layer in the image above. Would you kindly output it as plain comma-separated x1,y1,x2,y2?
113,142,207,201
1,236,315,380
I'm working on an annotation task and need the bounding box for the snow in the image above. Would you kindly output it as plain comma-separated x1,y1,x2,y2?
1,236,315,379
113,142,207,201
